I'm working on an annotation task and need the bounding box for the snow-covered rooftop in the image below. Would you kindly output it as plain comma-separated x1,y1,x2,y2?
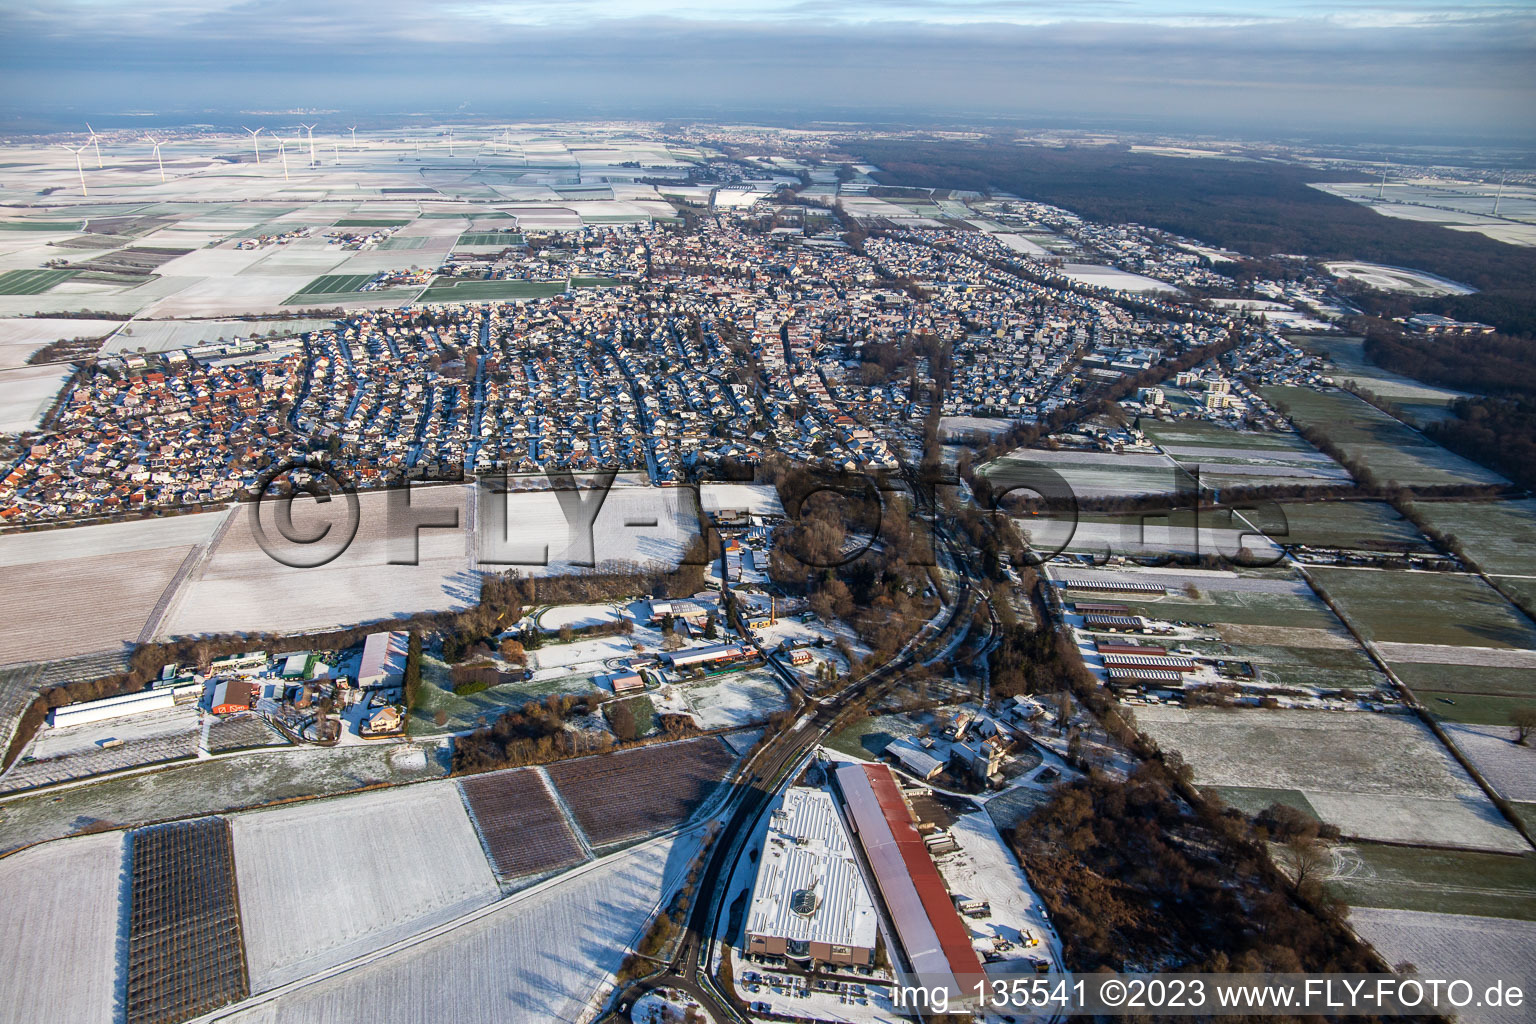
745,787,877,952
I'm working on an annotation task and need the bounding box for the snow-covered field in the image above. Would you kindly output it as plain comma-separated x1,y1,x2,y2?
698,482,784,517
1375,643,1536,669
0,831,124,1024
1020,518,1283,562
485,484,698,576
220,830,697,1024
0,510,230,663
100,317,333,354
0,362,74,431
1136,707,1529,853
0,317,121,368
1348,909,1535,1024
232,782,500,991
677,668,792,730
1442,723,1536,802
162,485,475,638
1059,263,1181,294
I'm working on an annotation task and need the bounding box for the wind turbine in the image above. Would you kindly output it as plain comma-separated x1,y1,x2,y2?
62,144,90,196
275,136,290,181
300,124,318,167
447,128,454,158
349,124,358,150
1376,165,1390,200
145,135,167,182
1493,172,1507,217
243,126,264,164
333,141,340,165
84,123,103,167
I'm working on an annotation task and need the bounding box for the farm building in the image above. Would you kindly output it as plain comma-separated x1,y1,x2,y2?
1096,642,1167,656
209,680,257,715
745,787,878,966
1081,613,1149,632
1107,667,1187,685
833,763,987,1005
610,672,646,695
1062,577,1167,595
357,631,409,689
1100,652,1197,672
786,649,813,666
1072,602,1132,615
47,687,176,728
886,740,945,781
660,643,755,671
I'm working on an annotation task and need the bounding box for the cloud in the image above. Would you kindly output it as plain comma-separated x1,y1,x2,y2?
0,0,1530,138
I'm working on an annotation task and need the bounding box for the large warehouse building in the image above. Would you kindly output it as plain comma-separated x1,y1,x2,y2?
745,787,878,966
834,762,987,1005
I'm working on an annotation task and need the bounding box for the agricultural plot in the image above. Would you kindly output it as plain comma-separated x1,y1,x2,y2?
0,742,446,855
232,784,499,990
1441,723,1536,802
162,486,475,638
220,831,693,1024
1087,580,1344,631
1138,706,1527,852
1,726,196,794
0,831,125,1024
1420,693,1536,728
1413,499,1536,578
1292,335,1470,426
1349,909,1536,1024
1271,500,1433,551
0,361,74,431
1261,386,1506,488
375,234,426,250
205,714,289,753
416,278,566,303
0,268,76,294
0,316,120,367
101,316,332,354
333,218,410,227
1308,566,1536,650
1059,263,1180,293
455,231,525,246
284,272,374,300
127,818,250,1024
483,483,699,577
0,540,197,665
1324,842,1536,920
546,736,735,847
983,447,1187,498
1021,513,1284,562
461,767,588,879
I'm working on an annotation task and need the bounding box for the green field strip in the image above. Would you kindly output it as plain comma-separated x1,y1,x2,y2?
0,268,80,294
415,279,565,303
455,231,525,246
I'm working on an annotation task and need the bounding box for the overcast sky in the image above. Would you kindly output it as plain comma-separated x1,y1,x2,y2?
1,0,1531,140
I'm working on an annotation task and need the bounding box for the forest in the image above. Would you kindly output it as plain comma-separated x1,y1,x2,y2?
849,140,1536,337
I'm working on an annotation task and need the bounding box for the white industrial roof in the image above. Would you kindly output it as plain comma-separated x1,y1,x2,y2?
744,787,877,951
